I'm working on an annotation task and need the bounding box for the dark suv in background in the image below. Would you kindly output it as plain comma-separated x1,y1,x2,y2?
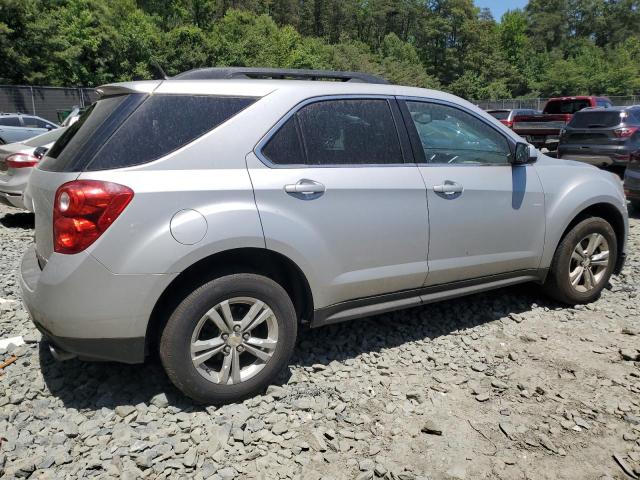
558,106,640,170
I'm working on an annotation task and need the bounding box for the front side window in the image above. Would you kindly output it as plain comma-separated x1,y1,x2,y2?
406,101,511,165
261,98,403,166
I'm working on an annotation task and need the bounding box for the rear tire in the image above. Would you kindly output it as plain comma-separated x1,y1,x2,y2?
160,273,297,404
543,217,617,305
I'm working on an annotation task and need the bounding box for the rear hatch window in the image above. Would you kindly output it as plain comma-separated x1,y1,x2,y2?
568,111,623,128
544,100,592,114
40,94,257,172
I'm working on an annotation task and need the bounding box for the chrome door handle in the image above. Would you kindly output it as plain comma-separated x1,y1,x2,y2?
284,179,326,195
433,181,463,195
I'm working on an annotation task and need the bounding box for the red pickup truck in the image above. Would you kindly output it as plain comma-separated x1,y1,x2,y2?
512,96,612,150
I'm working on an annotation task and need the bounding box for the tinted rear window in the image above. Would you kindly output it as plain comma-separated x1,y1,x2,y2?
40,94,256,172
262,117,305,165
488,111,509,120
569,111,623,128
42,95,134,171
544,100,591,114
297,99,403,165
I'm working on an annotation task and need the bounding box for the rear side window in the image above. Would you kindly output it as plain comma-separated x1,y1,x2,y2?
298,100,402,165
261,99,403,166
40,94,256,172
569,111,623,128
23,116,54,128
89,95,256,170
0,117,20,127
262,117,305,165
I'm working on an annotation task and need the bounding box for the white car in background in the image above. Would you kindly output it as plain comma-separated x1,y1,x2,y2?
0,127,66,210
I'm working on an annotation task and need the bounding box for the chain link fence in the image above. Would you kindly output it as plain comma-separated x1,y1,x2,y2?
3,85,639,123
0,85,99,124
475,95,640,111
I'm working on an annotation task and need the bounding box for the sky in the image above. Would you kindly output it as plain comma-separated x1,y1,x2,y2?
475,0,528,20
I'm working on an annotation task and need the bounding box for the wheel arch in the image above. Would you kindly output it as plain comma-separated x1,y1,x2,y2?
145,247,314,355
555,202,626,273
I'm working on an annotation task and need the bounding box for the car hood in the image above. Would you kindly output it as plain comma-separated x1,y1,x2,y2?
535,152,599,170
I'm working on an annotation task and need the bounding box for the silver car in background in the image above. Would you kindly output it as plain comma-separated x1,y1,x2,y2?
19,68,628,404
0,113,58,144
0,128,66,209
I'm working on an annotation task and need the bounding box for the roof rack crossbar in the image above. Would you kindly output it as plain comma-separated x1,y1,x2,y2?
173,67,390,84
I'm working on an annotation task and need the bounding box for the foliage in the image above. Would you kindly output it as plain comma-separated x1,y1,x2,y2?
1,0,639,99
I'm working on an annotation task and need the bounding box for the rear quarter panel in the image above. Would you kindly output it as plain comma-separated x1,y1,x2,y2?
534,156,628,269
82,168,265,274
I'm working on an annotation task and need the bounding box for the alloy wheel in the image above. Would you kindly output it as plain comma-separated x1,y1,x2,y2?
190,297,278,385
568,233,610,293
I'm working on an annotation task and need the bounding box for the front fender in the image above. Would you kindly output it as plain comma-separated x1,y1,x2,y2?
536,159,627,269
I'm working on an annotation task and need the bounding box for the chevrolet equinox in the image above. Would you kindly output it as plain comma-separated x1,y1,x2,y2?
20,68,628,403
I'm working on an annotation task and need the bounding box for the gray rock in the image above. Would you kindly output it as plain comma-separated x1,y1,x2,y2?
359,458,375,471
421,420,442,436
475,392,490,402
574,417,591,430
620,349,640,361
150,393,169,408
115,405,136,418
217,466,237,480
471,363,487,372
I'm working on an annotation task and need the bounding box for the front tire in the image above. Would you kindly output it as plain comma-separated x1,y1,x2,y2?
543,217,617,305
160,274,297,404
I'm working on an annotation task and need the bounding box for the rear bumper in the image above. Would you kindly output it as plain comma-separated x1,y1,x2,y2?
558,145,633,167
624,167,640,198
0,190,25,209
36,321,145,364
19,245,176,363
0,168,30,209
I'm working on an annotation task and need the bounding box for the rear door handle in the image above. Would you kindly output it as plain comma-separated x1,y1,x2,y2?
433,181,463,195
284,179,325,195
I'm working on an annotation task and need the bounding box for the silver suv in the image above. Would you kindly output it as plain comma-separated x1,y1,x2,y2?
20,68,628,404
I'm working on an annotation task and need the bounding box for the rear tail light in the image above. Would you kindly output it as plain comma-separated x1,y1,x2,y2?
614,127,639,138
5,153,39,168
500,120,513,128
53,180,133,254
614,153,631,162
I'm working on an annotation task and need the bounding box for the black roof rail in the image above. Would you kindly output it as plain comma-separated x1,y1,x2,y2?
173,67,390,84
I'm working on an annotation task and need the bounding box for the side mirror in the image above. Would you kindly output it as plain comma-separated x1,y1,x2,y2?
512,142,536,164
33,146,48,159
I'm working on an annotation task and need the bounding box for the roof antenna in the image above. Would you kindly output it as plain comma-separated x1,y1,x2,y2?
150,58,168,80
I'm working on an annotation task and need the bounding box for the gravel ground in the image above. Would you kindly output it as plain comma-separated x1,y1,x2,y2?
0,203,639,480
